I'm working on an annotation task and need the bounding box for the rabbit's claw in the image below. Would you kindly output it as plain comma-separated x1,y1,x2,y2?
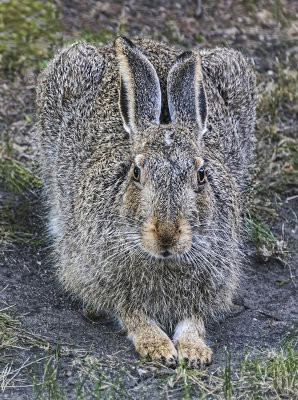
135,334,178,367
177,339,212,369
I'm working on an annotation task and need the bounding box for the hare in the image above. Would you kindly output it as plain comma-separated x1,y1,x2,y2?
36,37,256,368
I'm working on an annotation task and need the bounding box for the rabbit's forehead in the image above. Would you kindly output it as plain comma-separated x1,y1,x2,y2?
136,151,198,180
142,124,198,144
136,127,200,161
134,147,201,176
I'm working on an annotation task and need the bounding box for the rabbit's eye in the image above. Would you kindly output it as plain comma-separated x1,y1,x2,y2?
197,167,206,185
133,166,141,182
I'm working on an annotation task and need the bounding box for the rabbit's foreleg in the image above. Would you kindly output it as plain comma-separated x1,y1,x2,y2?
120,311,178,367
173,318,212,368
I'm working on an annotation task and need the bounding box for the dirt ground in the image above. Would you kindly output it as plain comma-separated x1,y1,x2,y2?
0,1,297,399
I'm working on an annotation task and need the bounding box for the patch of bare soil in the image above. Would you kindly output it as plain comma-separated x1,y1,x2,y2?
0,1,297,398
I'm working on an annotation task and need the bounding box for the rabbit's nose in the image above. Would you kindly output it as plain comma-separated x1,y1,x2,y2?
158,235,176,247
156,223,180,247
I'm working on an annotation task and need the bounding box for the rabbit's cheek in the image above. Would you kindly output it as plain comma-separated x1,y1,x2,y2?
174,227,193,254
141,217,160,255
122,185,142,217
195,189,213,220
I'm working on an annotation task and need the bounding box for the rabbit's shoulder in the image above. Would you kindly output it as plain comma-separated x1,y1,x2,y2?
36,42,111,123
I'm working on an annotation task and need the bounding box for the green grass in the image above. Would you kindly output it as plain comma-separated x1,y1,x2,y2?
0,202,44,245
259,67,297,127
0,0,62,72
161,18,183,44
3,345,297,399
0,137,40,194
238,339,298,398
0,140,43,245
244,210,279,260
0,0,120,74
75,28,114,45
223,351,233,399
257,61,297,132
0,303,139,398
247,60,297,259
32,355,140,400
242,0,290,26
32,357,65,400
272,0,289,27
0,305,20,352
161,341,298,399
1,301,297,399
272,139,298,191
0,156,40,194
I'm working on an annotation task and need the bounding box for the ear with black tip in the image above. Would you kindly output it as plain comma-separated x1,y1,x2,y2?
167,51,208,133
115,37,162,134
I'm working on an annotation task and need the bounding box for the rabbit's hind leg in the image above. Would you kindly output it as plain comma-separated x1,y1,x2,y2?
173,318,212,369
121,311,178,367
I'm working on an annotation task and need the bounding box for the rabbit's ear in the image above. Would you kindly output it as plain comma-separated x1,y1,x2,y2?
167,52,207,133
115,37,161,134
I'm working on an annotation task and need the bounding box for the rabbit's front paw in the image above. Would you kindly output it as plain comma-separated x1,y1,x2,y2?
177,338,212,368
134,331,178,367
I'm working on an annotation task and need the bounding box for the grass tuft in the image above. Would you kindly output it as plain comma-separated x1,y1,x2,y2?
0,156,40,194
0,141,40,194
223,351,233,399
0,303,50,353
32,356,65,400
244,210,280,260
240,339,298,398
0,141,43,245
258,64,297,127
0,305,20,352
151,340,297,399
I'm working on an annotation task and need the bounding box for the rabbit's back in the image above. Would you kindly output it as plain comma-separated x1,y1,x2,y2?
200,48,256,184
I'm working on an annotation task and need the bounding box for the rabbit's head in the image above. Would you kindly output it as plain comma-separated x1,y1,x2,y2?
115,38,214,260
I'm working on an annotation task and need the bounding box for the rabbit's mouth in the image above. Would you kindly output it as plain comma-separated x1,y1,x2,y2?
138,246,184,261
160,250,172,258
151,248,175,260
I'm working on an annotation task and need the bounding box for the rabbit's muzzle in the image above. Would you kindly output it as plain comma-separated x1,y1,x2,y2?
141,217,192,258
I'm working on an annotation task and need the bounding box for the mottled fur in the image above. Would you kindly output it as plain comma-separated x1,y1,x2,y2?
36,38,256,366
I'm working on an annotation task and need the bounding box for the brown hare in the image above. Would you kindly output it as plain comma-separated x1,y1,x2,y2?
36,37,256,368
